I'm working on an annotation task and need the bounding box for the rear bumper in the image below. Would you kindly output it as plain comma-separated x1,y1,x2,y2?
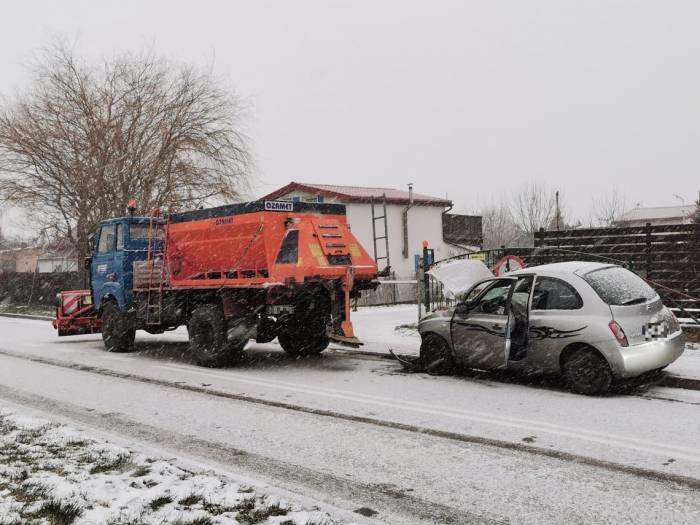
607,330,686,378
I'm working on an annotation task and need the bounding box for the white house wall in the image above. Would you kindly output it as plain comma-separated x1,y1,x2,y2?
266,190,466,277
345,203,466,278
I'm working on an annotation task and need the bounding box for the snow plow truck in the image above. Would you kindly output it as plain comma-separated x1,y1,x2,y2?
53,200,379,366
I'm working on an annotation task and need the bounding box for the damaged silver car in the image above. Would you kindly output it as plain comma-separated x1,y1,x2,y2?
418,261,685,394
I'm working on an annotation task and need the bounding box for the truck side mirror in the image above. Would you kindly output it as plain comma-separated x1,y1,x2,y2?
84,256,92,270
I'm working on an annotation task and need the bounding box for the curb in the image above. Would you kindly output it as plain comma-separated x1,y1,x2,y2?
2,312,700,392
0,312,53,321
659,375,700,391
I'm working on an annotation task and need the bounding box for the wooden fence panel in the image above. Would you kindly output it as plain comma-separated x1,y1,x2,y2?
532,223,700,316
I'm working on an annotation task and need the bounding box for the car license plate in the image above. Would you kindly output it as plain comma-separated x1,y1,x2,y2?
643,321,668,341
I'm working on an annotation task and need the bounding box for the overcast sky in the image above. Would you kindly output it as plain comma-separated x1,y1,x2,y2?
1,0,698,234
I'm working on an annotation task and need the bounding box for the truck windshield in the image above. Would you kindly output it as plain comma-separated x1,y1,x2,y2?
582,266,657,306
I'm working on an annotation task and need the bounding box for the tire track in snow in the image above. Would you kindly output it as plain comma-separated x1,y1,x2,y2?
154,363,700,463
0,348,699,491
0,383,489,525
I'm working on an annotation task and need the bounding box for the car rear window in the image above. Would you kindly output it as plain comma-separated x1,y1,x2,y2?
582,266,657,306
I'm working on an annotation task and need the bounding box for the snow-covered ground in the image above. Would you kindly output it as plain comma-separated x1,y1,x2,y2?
1,309,700,523
0,408,339,525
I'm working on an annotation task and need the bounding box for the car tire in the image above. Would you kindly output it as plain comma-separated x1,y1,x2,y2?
101,301,135,353
562,347,613,395
420,333,455,375
188,305,244,367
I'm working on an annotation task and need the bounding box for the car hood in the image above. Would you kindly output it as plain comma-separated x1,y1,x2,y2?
427,259,494,299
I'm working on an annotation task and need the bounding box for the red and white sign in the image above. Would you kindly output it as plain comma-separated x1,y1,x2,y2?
494,255,526,276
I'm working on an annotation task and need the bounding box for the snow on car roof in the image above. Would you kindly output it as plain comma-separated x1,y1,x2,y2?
508,261,614,276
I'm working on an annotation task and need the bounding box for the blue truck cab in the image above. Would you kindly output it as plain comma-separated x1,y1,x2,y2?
90,217,164,313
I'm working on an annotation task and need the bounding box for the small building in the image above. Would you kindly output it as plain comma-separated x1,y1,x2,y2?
615,205,696,227
261,182,481,278
37,255,79,273
0,247,41,273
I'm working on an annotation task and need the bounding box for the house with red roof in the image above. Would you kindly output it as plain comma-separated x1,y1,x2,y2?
261,182,482,278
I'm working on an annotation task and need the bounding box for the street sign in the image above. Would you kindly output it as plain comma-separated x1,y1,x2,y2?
494,255,526,276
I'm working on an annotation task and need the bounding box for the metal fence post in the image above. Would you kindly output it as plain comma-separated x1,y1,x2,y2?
645,222,652,280
422,243,430,313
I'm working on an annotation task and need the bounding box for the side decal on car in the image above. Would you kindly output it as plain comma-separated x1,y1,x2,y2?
529,326,587,340
453,321,507,338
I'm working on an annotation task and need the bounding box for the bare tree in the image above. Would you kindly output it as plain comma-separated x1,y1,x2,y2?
589,188,627,227
0,43,250,264
693,192,700,224
509,182,557,246
480,198,521,249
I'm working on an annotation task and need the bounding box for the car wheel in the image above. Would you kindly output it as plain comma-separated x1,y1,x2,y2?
188,305,243,367
562,347,613,395
101,301,135,353
420,333,455,375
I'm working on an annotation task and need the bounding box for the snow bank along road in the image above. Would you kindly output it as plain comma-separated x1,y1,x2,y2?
0,316,699,524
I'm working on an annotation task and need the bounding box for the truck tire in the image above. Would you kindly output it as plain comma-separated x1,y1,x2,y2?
188,305,243,367
278,285,330,357
101,301,135,353
278,331,329,357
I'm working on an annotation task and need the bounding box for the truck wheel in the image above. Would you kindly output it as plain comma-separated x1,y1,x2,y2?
278,331,329,357
278,285,331,357
562,347,613,395
420,333,454,375
101,301,135,353
188,305,242,367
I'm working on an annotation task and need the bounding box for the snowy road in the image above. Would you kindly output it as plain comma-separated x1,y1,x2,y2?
1,314,699,523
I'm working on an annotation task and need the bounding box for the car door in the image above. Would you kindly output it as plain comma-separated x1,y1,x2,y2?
527,275,586,368
452,278,516,370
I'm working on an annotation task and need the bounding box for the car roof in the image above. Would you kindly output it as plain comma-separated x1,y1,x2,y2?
507,260,616,277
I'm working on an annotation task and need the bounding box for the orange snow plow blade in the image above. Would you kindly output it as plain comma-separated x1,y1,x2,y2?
52,290,101,336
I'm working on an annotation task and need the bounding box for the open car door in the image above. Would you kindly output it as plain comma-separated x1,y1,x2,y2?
451,278,517,370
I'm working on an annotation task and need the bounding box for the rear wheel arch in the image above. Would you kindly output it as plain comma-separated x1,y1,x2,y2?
559,342,614,395
559,342,610,371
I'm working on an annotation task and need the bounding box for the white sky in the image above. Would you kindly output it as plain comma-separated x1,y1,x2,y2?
1,0,699,235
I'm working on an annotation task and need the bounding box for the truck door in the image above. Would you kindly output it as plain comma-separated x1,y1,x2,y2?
452,278,516,370
91,223,118,309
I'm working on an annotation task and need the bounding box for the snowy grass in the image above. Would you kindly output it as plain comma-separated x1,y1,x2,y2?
0,408,342,525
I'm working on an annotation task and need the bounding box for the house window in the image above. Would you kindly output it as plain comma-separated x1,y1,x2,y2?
317,196,324,203
292,196,301,202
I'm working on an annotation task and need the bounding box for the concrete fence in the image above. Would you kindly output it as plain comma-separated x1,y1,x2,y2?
0,271,84,307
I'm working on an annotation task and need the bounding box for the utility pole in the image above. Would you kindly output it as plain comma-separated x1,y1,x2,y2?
555,191,560,231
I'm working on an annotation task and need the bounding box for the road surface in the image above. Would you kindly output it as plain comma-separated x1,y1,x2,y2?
0,312,699,524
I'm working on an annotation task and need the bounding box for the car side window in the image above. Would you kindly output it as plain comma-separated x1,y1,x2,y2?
97,225,115,254
472,280,512,315
532,277,583,310
463,281,491,303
